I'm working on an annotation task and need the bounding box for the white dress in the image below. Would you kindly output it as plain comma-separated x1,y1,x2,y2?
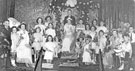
45,28,56,38
43,42,56,60
11,33,19,52
62,23,74,52
98,36,107,53
82,44,91,63
16,30,32,64
32,33,43,51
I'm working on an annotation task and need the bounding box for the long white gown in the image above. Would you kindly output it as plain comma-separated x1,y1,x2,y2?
11,33,19,52
62,23,74,52
43,42,56,60
16,30,32,64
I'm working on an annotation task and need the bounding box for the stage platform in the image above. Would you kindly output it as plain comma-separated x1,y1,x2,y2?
6,58,99,71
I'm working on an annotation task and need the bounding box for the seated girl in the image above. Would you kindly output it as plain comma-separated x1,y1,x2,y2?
43,35,56,63
10,26,19,67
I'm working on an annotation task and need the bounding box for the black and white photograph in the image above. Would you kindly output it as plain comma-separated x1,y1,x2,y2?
0,0,135,71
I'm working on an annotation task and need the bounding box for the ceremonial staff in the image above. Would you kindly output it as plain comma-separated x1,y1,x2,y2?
34,47,44,71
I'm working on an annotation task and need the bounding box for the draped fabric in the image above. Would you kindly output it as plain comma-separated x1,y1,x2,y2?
100,0,135,29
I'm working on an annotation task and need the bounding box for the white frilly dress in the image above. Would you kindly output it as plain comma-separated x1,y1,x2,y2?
43,42,56,60
82,44,91,63
16,30,32,64
32,33,43,51
11,33,19,53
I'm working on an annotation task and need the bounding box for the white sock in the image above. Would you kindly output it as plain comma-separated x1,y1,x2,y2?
118,63,124,70
11,59,16,66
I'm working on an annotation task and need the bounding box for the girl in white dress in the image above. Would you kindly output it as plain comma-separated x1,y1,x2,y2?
10,26,19,67
32,27,43,61
16,24,32,67
62,19,75,52
97,30,107,66
45,23,56,38
43,35,56,63
34,17,45,35
97,30,107,53
82,35,93,65
115,34,132,70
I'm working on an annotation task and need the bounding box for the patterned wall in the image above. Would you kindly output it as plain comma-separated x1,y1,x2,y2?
15,0,52,29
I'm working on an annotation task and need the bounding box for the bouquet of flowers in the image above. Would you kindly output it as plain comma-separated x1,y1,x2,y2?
16,34,24,47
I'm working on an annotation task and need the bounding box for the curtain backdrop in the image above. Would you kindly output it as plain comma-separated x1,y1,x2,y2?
100,0,135,29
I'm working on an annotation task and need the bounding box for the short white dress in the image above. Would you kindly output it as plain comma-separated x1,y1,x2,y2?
82,44,91,63
43,42,56,60
32,33,43,51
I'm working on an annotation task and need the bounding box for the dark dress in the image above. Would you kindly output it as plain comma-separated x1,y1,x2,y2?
0,26,11,68
1,26,11,45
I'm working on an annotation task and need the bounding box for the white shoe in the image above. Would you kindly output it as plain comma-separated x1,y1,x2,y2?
130,68,133,71
11,59,17,67
118,64,124,70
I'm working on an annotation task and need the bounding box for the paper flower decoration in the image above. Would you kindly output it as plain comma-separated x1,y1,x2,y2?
8,17,20,28
65,0,77,7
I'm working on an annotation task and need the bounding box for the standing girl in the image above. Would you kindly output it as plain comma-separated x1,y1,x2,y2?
10,26,19,67
117,34,132,70
32,27,43,61
16,24,32,67
82,35,93,65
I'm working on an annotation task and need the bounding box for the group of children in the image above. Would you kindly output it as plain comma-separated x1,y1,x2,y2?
3,12,133,71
